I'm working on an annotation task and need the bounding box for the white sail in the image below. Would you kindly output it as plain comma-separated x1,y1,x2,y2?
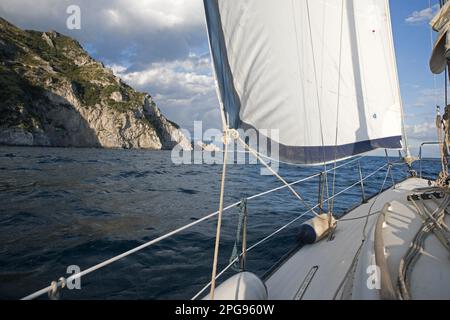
204,0,403,165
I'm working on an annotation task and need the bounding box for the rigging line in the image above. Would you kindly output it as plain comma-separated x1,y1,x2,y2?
237,137,320,218
291,0,313,158
20,170,323,300
333,164,391,299
429,0,439,108
423,198,450,232
26,156,371,299
305,0,327,161
23,155,377,300
210,130,231,300
385,0,411,157
399,196,450,299
398,222,433,300
192,257,238,300
412,196,450,239
305,0,332,217
446,62,449,112
193,202,323,300
305,0,329,166
318,0,327,107
357,166,391,256
331,0,346,215
437,112,446,175
289,0,328,209
317,1,332,214
332,163,389,217
24,157,383,301
22,209,235,300
196,162,392,301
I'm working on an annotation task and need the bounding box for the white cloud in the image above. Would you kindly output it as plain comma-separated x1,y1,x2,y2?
407,122,434,135
405,5,439,24
405,121,436,141
109,54,221,131
118,57,212,95
0,0,207,65
108,0,205,29
0,0,204,30
0,0,222,131
405,120,440,157
409,87,445,108
109,64,128,74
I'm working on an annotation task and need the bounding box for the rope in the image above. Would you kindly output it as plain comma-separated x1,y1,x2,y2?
193,163,392,300
411,197,450,248
330,0,346,215
209,129,233,300
397,218,434,300
237,136,321,218
304,0,333,216
48,277,66,300
384,0,412,160
22,206,233,300
192,202,322,300
305,0,327,164
385,150,397,188
429,0,439,108
22,155,387,300
398,195,450,299
333,164,391,299
229,199,247,271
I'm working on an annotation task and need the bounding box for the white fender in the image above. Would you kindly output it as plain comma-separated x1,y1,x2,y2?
203,272,268,300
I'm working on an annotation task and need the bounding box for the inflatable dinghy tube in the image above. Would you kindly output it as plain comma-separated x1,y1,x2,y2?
203,272,268,300
298,214,336,245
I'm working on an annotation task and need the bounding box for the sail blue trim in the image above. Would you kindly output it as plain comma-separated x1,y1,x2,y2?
274,136,403,165
243,120,403,165
204,0,403,165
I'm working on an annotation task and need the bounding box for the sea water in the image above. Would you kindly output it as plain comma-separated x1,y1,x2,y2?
0,146,440,299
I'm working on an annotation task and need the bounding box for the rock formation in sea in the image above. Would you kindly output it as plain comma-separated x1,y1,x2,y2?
0,17,192,150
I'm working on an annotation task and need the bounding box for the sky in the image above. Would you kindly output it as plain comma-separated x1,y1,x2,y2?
0,0,445,158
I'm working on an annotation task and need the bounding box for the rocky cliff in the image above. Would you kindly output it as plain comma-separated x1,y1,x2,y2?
0,18,192,150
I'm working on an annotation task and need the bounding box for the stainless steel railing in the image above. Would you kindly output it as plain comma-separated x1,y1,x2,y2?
418,142,440,178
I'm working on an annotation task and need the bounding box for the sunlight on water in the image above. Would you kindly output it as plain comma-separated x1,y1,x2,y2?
0,147,441,299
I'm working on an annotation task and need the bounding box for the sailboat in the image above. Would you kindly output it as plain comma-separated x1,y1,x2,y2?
201,0,450,300
22,0,450,301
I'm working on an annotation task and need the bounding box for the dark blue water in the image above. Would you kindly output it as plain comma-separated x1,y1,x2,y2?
0,147,441,300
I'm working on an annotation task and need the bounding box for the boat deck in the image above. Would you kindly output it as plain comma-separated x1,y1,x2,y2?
265,177,450,300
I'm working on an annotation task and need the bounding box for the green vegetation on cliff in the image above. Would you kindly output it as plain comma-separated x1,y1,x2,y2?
0,17,191,150
0,17,146,117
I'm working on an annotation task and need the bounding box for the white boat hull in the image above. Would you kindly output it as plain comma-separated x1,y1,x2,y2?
265,177,450,300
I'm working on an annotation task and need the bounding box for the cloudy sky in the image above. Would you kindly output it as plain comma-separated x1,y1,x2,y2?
0,0,445,157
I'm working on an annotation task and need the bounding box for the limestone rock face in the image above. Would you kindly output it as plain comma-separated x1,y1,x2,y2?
0,17,192,151
143,96,192,151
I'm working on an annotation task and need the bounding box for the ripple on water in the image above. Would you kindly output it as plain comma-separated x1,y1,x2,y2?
0,146,438,299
